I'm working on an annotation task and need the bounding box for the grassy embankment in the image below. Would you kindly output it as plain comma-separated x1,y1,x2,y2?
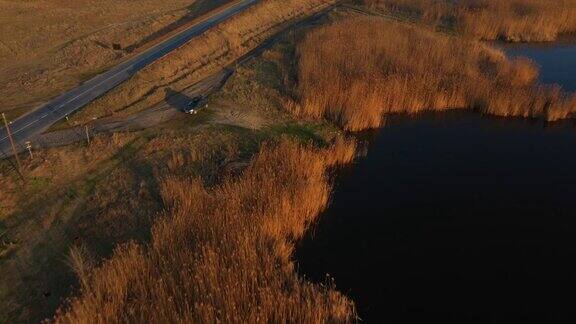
0,0,234,119
0,5,356,320
363,0,576,42
287,16,576,131
63,0,338,126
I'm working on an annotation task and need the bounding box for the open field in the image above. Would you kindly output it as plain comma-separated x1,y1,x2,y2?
0,0,232,119
364,0,576,42
0,33,350,322
288,15,576,131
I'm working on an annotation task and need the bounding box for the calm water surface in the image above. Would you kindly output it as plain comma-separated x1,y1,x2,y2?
503,37,576,91
295,42,576,322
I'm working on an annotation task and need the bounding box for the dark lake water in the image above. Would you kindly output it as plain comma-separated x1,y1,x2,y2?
502,37,576,92
295,42,576,322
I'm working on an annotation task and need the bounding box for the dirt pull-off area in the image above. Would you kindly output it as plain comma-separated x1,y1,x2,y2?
30,69,270,149
0,0,232,118
63,0,338,126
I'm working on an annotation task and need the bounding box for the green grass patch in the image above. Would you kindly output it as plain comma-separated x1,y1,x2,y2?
266,122,338,147
253,60,283,91
26,176,52,193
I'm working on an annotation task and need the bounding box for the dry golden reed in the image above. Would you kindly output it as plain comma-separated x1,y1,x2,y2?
54,138,357,323
289,17,576,131
365,0,576,42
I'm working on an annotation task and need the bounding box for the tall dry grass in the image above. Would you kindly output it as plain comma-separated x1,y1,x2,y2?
288,17,576,131
365,0,576,42
54,138,357,323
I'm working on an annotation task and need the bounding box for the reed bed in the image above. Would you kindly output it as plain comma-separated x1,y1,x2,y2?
365,0,576,42
289,17,576,131
54,138,357,323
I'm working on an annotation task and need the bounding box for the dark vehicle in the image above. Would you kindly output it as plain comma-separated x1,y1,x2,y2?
185,96,208,114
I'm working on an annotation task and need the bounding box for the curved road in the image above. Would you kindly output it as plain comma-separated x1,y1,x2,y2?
0,0,258,158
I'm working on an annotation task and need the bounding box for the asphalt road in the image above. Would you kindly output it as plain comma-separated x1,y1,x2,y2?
0,0,258,158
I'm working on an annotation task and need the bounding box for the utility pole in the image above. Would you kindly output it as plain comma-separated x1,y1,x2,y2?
2,113,24,179
85,124,91,145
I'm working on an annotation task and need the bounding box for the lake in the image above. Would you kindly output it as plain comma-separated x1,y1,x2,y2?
295,42,576,322
503,37,576,92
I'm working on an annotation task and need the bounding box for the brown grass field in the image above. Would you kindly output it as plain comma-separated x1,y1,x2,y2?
288,16,576,131
364,0,576,42
0,0,232,118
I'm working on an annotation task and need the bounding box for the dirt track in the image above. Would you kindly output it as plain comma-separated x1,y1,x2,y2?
33,70,233,149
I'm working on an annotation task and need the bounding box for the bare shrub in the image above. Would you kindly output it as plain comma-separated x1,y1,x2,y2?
67,245,94,292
